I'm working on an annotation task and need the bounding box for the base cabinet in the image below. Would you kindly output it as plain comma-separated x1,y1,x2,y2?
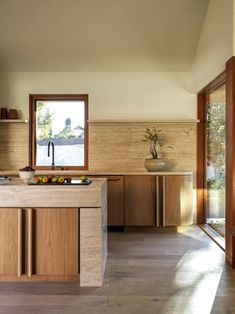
92,174,193,227
34,208,79,276
0,208,19,276
92,176,124,226
125,176,156,226
0,207,79,280
163,175,193,226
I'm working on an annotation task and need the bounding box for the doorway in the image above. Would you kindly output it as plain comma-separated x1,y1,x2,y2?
197,73,226,245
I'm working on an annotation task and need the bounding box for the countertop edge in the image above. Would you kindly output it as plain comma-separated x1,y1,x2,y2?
0,170,194,176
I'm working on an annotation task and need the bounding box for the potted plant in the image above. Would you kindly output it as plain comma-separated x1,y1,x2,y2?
142,127,172,171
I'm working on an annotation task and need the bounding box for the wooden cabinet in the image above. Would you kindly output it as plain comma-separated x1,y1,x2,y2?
125,176,156,226
106,176,124,226
0,207,79,280
92,176,124,226
0,208,20,276
33,208,79,276
163,175,193,226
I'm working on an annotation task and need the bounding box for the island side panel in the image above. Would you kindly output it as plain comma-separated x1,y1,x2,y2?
80,180,107,287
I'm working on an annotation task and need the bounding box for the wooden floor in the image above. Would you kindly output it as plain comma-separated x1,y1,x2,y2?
0,225,228,314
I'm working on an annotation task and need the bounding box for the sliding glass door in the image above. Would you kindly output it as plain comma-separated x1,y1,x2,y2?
206,84,226,238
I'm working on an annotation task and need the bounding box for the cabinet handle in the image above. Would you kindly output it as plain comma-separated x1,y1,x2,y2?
27,208,33,277
163,176,166,227
17,209,22,277
107,177,120,181
156,177,159,227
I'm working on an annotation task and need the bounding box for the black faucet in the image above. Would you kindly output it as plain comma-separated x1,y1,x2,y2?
47,141,55,170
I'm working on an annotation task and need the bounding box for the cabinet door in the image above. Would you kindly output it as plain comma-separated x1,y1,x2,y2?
33,208,79,275
125,176,156,226
92,176,124,226
107,176,124,226
163,175,193,226
0,208,21,276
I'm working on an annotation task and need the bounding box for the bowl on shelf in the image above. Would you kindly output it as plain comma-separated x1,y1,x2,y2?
18,166,35,183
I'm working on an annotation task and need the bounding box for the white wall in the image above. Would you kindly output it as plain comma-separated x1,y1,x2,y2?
0,72,196,120
191,0,233,92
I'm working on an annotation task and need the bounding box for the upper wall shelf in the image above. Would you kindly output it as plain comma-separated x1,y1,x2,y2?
0,119,28,123
88,119,200,123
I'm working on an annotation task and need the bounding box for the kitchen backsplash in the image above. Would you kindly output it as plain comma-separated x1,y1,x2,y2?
0,121,196,173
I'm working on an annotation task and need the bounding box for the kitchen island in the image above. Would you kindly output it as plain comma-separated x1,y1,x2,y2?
0,178,107,286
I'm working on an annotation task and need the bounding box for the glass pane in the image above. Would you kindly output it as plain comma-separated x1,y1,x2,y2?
35,100,85,166
206,84,226,238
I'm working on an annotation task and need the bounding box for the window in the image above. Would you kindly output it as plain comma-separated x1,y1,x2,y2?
29,94,88,170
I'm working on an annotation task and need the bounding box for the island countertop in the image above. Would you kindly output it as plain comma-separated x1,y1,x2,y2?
0,178,107,208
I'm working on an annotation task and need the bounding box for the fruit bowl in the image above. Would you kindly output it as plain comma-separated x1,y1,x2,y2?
19,166,35,183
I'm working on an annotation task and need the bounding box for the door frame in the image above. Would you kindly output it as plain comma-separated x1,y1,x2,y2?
197,72,226,225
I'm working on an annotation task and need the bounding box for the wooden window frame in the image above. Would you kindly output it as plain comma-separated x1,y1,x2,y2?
29,94,89,170
197,72,226,225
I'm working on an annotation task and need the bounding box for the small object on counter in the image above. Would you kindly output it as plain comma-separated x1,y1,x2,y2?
7,109,18,119
65,177,72,183
79,175,88,182
0,108,7,119
58,177,65,183
0,176,11,185
18,166,35,183
19,166,35,172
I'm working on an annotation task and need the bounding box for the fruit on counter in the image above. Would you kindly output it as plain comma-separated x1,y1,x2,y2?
19,166,35,172
65,177,72,183
79,175,88,182
51,176,59,183
41,177,49,183
58,177,65,183
34,177,41,183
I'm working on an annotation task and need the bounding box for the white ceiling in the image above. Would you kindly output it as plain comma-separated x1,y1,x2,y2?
0,0,209,71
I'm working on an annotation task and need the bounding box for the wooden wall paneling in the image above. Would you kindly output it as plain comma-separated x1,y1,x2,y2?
124,175,156,226
0,208,19,275
226,57,235,267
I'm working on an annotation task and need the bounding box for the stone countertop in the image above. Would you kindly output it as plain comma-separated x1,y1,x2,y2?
0,170,194,176
0,178,107,208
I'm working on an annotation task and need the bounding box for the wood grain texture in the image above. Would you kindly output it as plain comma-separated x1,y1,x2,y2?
34,208,79,275
27,208,33,277
17,209,22,277
0,226,224,314
92,176,124,226
164,175,193,226
0,208,19,275
89,122,196,172
124,176,156,226
0,122,196,175
0,123,28,170
226,57,235,267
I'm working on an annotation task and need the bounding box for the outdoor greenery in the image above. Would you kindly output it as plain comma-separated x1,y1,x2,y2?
206,102,225,190
37,102,54,140
36,102,84,141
